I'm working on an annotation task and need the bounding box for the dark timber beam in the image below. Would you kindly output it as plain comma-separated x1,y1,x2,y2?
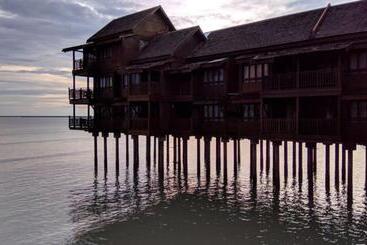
114,132,121,178
216,137,221,176
272,141,281,190
102,132,108,178
93,132,98,177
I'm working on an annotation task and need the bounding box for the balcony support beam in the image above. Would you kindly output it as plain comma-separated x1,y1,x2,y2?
324,143,331,192
266,140,270,176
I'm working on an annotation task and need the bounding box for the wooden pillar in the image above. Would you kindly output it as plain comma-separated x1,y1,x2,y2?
72,51,76,127
173,137,177,171
93,132,98,177
223,139,228,182
260,140,264,173
342,145,346,184
335,143,340,188
284,141,288,181
250,139,258,183
103,132,108,178
133,135,139,172
272,141,281,189
325,143,330,192
154,137,157,166
306,143,314,183
204,137,211,179
114,133,120,178
237,139,241,166
166,135,170,167
125,134,129,168
298,142,303,184
266,140,270,175
196,137,201,178
183,137,188,178
216,137,221,175
313,145,317,175
178,137,181,174
146,135,151,170
158,136,165,184
292,141,297,179
233,139,238,175
347,146,355,206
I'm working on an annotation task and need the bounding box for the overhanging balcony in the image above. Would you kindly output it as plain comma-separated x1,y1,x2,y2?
263,69,339,93
69,116,93,130
262,119,296,136
69,88,93,104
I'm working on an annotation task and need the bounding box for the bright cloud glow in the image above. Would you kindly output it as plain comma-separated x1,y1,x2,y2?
0,0,356,115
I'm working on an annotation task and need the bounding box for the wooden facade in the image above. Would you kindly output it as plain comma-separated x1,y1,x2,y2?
63,3,367,146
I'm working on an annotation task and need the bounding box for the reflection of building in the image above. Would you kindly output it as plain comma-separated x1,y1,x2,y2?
63,2,367,145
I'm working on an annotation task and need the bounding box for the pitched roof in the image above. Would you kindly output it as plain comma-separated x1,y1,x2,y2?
87,6,175,42
191,1,367,59
134,26,204,61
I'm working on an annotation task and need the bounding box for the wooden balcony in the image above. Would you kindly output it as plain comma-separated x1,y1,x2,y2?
263,69,339,92
96,88,113,100
69,88,92,104
237,120,260,137
198,120,226,135
129,81,160,97
168,81,192,100
262,119,296,135
343,72,367,94
239,82,261,94
73,57,96,75
299,119,337,136
69,116,93,130
198,83,225,99
343,120,367,143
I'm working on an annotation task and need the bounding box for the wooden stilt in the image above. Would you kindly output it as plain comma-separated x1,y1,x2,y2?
237,139,241,166
250,139,258,183
133,135,139,172
183,137,188,178
173,137,177,171
103,132,108,178
146,136,151,170
313,145,317,175
216,137,221,175
154,137,157,166
325,143,330,192
342,145,346,184
204,137,211,179
233,139,238,175
273,141,280,189
292,141,296,178
93,132,98,177
196,137,201,178
335,143,340,188
158,137,165,185
166,135,170,168
223,139,228,182
260,140,264,173
284,141,288,181
178,137,181,175
126,134,129,168
306,143,314,182
266,140,270,175
347,146,355,206
114,133,120,178
298,142,303,185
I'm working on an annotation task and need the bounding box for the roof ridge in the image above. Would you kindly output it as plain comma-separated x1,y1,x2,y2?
111,6,160,23
206,0,362,34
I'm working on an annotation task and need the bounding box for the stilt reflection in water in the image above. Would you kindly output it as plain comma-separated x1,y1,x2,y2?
71,135,367,244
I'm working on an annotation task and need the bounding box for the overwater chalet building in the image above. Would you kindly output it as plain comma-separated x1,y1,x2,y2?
63,1,367,145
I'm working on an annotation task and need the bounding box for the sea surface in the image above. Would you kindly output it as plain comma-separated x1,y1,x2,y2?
1,117,367,244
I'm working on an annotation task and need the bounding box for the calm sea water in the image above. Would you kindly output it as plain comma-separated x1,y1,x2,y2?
1,117,367,244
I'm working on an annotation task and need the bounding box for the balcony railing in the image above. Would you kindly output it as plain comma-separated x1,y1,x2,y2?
74,59,83,71
263,119,296,135
69,88,92,104
199,82,225,98
264,69,338,91
170,81,191,96
69,116,93,130
299,119,337,136
129,81,160,96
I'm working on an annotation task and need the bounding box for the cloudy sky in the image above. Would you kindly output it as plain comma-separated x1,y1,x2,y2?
0,0,353,116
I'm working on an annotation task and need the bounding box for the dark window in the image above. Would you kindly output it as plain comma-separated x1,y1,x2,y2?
350,52,367,71
99,47,112,59
203,68,224,85
203,104,224,121
99,76,112,88
242,104,259,121
350,101,367,120
243,63,269,83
